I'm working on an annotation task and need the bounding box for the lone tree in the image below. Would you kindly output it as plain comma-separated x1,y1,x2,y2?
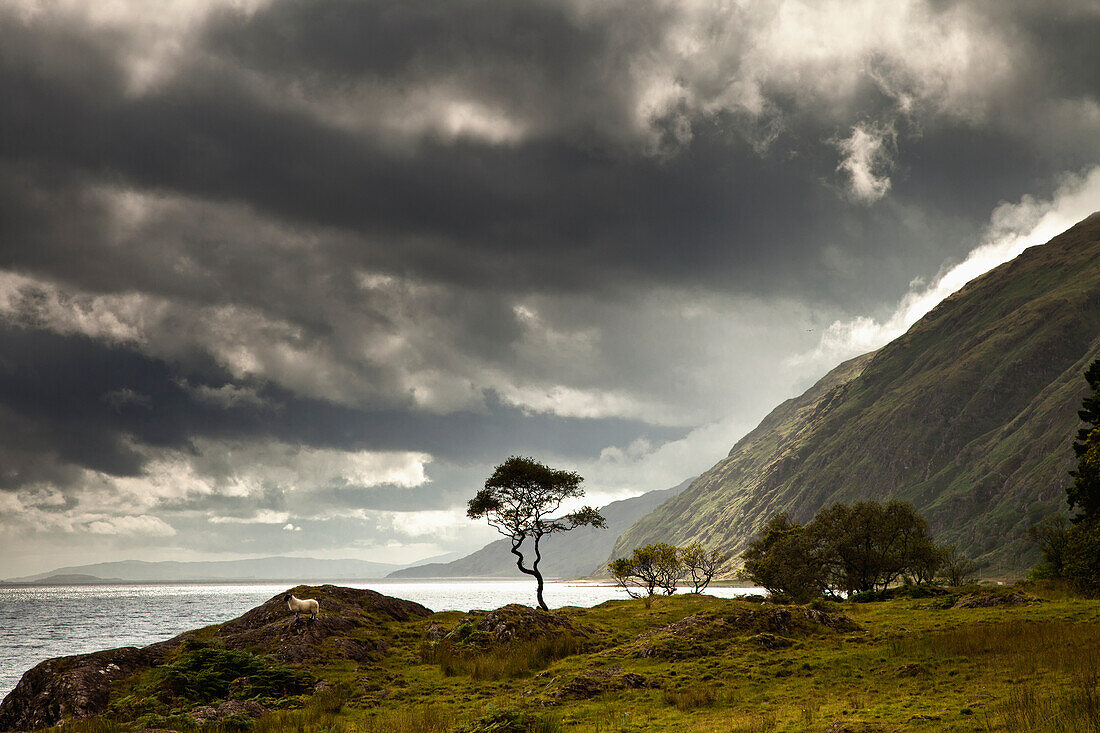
468,456,606,610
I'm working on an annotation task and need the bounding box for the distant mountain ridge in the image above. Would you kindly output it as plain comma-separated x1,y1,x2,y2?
8,556,409,583
388,479,694,579
614,213,1100,573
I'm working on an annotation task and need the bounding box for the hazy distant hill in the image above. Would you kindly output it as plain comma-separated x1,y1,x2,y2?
388,479,694,579
614,213,1100,573
9,556,408,583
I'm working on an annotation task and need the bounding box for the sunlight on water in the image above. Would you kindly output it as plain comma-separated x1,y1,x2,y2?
0,580,761,700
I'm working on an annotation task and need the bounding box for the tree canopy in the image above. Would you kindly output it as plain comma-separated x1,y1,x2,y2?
468,456,605,610
741,500,953,599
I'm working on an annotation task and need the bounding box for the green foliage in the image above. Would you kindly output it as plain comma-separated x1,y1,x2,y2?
742,502,962,599
936,545,981,587
152,644,314,704
1070,431,1100,523
814,500,939,593
678,542,730,593
468,456,605,610
740,513,828,603
608,542,682,607
1028,515,1072,578
1063,520,1100,596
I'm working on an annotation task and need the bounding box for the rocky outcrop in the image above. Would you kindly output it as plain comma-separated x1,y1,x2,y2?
552,667,648,700
619,604,859,659
0,585,432,732
214,585,432,664
463,604,588,642
0,646,164,731
189,699,267,726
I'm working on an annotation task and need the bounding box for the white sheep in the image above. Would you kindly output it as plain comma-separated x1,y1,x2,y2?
284,593,319,621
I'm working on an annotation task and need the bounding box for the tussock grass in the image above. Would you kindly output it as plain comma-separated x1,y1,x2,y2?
361,704,451,733
420,633,582,680
249,683,353,733
663,683,718,711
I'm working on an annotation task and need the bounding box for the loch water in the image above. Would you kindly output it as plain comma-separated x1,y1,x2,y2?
0,580,763,700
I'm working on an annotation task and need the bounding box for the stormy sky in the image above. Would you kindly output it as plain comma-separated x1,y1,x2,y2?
1,0,1098,577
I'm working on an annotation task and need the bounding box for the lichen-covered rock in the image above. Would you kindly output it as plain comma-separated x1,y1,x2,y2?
747,632,795,649
0,646,164,731
465,604,588,642
553,668,648,700
429,604,589,651
189,699,267,726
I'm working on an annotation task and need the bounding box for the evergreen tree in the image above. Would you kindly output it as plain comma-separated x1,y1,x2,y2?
1068,359,1100,521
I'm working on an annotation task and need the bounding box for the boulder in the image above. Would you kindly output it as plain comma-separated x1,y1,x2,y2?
0,646,163,731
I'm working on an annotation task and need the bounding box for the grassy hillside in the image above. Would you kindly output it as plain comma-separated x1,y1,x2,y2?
390,480,692,579
11,583,1100,732
615,213,1100,573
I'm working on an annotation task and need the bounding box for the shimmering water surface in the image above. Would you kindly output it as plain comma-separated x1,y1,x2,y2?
0,580,762,700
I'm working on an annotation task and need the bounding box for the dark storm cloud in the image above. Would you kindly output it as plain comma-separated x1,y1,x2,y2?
0,325,682,492
5,1,1092,307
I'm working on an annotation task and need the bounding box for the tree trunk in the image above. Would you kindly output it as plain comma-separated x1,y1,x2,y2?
509,537,548,611
532,534,548,611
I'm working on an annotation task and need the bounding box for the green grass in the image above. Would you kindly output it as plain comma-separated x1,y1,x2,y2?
40,586,1100,732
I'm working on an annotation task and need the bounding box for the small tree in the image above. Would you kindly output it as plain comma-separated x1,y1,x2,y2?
679,543,729,594
813,500,936,593
1028,515,1071,578
740,513,829,602
937,545,979,587
468,456,606,611
609,543,682,608
905,542,947,586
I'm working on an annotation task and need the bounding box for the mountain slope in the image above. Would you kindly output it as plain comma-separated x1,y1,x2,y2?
9,557,403,583
389,479,693,579
614,213,1100,573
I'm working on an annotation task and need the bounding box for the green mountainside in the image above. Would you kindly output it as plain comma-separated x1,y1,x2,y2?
389,480,692,579
613,213,1100,573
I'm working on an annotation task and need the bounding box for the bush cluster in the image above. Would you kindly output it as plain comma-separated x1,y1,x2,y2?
740,500,975,602
608,542,730,607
